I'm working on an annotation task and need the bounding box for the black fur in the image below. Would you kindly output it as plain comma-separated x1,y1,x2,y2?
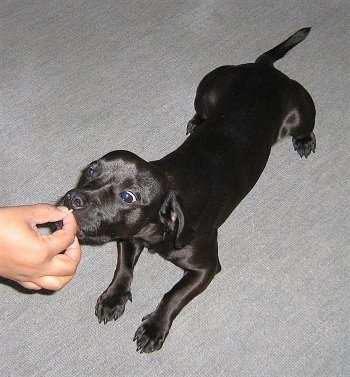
62,28,316,353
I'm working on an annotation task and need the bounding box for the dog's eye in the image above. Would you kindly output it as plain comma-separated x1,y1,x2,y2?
120,191,137,203
87,166,94,178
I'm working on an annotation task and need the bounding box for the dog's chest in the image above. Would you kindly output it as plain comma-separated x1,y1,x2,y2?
147,241,186,265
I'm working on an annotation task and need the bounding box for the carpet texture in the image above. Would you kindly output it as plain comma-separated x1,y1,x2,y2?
0,0,348,376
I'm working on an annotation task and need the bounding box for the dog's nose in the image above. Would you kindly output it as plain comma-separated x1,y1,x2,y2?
65,190,88,210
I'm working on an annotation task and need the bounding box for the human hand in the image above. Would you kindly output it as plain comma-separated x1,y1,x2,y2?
0,204,81,291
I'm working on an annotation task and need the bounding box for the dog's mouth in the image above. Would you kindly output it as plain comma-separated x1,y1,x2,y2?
54,219,112,245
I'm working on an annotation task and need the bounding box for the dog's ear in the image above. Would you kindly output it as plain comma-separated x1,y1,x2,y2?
159,191,194,249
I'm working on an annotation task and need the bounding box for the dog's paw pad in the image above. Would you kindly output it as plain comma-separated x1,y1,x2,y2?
292,132,316,158
186,121,197,135
186,113,204,135
133,318,168,353
95,291,131,324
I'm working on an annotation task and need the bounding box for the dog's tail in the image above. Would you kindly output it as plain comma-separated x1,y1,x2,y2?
255,28,311,66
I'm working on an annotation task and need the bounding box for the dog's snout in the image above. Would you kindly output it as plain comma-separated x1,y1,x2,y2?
65,190,88,210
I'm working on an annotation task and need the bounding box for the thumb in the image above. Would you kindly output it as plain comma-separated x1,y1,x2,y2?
42,211,79,256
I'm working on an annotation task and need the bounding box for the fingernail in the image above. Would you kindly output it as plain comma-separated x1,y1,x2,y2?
57,206,73,214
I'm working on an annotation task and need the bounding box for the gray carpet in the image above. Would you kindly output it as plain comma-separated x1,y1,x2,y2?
1,0,349,376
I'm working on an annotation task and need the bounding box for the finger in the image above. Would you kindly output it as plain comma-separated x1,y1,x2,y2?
61,211,78,235
47,248,81,278
19,281,42,290
41,238,81,277
20,249,80,290
27,204,72,226
42,213,78,256
36,273,76,291
64,236,82,264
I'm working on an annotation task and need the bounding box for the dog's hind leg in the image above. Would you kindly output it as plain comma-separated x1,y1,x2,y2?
292,132,316,158
279,84,316,158
186,113,205,135
291,85,316,158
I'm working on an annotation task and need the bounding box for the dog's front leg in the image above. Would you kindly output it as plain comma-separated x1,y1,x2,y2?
134,261,218,353
95,240,143,324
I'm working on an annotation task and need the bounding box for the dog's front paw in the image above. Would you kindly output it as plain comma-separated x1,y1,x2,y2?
292,132,316,158
95,290,132,324
133,315,170,353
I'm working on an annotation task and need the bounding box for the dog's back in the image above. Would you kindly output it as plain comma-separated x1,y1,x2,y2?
157,28,316,227
187,28,314,142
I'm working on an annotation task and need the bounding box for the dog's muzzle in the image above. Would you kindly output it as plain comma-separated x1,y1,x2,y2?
53,190,88,231
64,190,88,211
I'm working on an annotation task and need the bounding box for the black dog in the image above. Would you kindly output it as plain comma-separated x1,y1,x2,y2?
63,28,315,353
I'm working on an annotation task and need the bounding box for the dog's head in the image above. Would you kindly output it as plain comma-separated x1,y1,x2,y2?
62,150,194,248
